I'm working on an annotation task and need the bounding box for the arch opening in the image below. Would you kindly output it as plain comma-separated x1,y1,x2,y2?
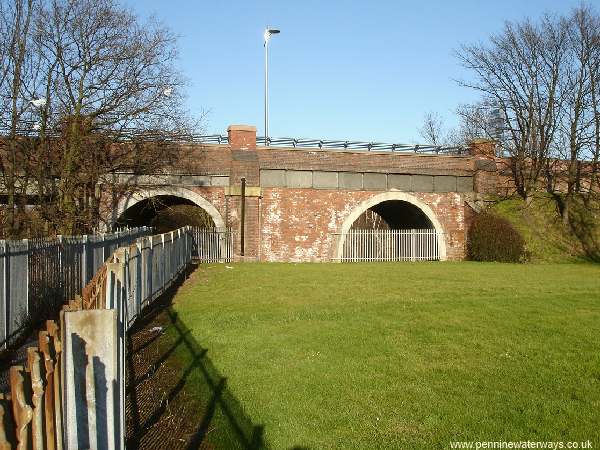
112,187,225,234
116,195,215,233
337,192,446,261
351,200,434,230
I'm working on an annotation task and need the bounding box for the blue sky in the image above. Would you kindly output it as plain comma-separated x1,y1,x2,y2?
129,0,588,143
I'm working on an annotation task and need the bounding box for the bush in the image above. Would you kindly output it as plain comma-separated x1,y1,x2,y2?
468,212,525,262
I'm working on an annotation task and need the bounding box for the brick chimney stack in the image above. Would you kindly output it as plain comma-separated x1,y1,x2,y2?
227,125,257,150
468,139,499,195
468,138,496,157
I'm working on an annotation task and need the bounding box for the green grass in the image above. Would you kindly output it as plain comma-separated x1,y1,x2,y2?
172,262,600,449
491,196,586,263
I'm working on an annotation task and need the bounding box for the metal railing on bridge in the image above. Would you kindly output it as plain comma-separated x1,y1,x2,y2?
1,125,469,155
334,229,442,262
198,134,468,155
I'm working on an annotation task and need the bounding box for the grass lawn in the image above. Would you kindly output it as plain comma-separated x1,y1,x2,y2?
169,262,600,449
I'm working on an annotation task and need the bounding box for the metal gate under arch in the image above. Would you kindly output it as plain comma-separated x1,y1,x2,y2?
191,228,236,263
333,229,442,262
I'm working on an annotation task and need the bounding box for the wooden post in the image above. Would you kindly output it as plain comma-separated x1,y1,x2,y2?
39,330,56,450
9,366,32,450
27,348,44,450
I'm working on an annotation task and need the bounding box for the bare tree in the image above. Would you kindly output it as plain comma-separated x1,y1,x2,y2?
457,15,568,200
550,6,600,223
37,0,196,234
420,103,504,148
455,101,502,145
419,112,446,146
0,0,40,237
456,5,600,258
0,0,200,237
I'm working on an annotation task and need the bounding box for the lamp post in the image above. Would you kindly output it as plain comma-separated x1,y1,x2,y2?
264,27,280,146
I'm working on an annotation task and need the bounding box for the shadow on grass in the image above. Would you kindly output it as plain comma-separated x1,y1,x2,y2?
126,265,268,450
568,198,600,262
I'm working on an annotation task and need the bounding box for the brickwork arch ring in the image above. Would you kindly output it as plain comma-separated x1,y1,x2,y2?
112,186,225,229
335,192,447,261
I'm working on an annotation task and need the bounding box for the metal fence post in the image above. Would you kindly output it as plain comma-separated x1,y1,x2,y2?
1,241,7,349
161,234,166,292
148,236,153,300
22,239,29,318
81,235,88,291
102,233,106,263
57,235,64,303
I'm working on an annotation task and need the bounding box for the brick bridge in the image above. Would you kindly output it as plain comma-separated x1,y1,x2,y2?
112,125,502,262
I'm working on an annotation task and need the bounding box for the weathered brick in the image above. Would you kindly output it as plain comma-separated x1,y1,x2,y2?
107,125,485,263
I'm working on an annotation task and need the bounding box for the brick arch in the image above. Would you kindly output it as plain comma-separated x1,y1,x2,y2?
335,192,447,261
112,186,225,229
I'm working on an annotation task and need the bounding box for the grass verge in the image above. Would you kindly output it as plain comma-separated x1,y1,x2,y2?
171,262,600,449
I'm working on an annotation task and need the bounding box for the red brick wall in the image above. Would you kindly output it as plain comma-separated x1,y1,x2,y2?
107,126,486,261
260,188,467,262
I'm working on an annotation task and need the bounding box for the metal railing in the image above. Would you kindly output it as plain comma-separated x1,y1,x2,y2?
0,226,194,450
334,229,442,262
199,134,468,155
0,227,151,349
1,125,469,155
191,227,235,263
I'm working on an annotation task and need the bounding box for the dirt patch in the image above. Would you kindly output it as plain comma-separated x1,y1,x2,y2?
125,268,267,450
126,306,205,449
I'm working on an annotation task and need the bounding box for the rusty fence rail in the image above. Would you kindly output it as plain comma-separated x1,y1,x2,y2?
0,226,194,449
0,227,151,351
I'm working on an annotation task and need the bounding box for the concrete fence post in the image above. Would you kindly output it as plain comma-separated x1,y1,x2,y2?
104,261,127,450
62,309,121,450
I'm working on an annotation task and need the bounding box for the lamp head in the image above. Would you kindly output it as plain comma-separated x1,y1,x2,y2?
264,27,281,44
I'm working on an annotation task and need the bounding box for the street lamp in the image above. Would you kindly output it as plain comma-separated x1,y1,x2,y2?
264,27,280,146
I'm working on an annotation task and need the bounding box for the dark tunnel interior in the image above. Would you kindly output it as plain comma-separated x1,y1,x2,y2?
351,200,434,230
116,195,215,232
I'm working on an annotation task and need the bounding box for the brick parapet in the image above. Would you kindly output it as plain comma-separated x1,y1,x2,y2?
256,147,474,177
